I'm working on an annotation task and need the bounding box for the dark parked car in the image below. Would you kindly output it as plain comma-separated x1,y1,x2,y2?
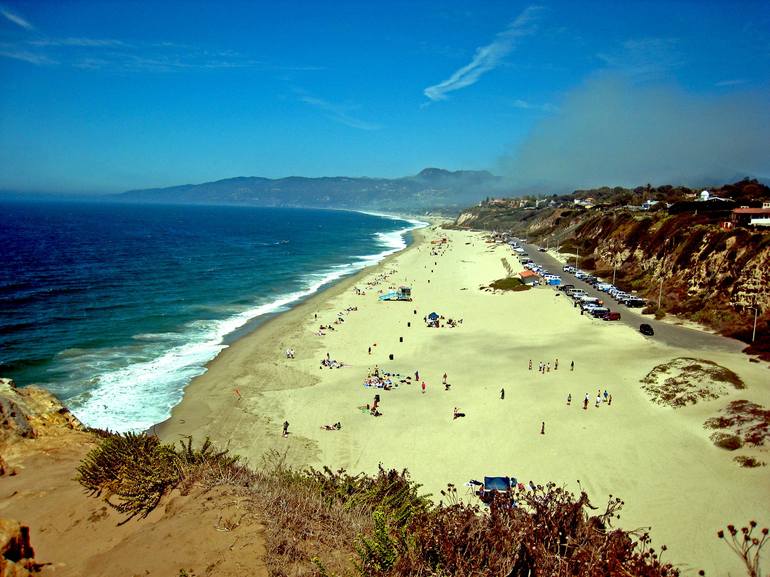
639,323,654,336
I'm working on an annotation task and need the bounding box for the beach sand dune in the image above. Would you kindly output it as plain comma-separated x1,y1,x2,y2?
159,226,770,575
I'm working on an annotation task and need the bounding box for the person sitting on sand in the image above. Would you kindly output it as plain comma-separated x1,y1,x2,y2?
453,407,466,420
321,422,342,430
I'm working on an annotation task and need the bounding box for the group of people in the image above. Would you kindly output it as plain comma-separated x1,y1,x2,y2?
529,358,573,372
567,389,613,409
361,393,383,417
363,373,396,389
314,304,360,337
285,348,296,359
424,314,463,329
363,269,398,290
321,355,345,369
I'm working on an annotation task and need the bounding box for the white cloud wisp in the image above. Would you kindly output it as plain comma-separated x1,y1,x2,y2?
0,6,33,30
424,5,542,102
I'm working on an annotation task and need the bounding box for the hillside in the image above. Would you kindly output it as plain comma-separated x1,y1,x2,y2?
117,168,503,213
452,180,770,355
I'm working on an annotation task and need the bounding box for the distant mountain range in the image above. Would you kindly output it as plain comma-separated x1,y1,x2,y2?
117,168,503,213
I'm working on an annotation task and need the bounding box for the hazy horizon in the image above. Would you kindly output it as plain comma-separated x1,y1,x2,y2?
1,1,768,195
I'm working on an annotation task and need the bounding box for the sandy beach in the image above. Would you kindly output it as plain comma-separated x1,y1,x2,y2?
159,226,770,575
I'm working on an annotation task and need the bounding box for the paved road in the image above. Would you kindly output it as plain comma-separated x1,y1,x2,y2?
518,242,746,355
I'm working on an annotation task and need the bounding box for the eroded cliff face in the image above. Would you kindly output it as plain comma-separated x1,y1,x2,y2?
0,378,83,445
574,213,770,336
455,211,478,227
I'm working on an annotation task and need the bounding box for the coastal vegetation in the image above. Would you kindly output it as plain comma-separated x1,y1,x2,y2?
704,400,770,449
488,277,530,292
639,357,745,408
75,431,768,576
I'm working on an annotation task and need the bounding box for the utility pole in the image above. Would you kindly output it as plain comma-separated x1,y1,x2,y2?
657,279,663,310
753,306,759,343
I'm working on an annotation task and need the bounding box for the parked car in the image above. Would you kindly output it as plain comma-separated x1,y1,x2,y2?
625,298,646,308
605,311,621,321
639,323,654,336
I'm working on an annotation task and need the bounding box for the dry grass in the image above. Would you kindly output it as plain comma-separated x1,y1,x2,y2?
704,400,770,447
733,456,766,468
640,357,745,408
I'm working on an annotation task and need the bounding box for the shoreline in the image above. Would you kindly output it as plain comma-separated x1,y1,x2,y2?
154,224,433,461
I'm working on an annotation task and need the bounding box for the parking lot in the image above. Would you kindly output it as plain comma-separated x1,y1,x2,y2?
514,240,745,354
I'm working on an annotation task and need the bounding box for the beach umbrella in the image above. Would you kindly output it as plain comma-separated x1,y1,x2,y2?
428,312,439,320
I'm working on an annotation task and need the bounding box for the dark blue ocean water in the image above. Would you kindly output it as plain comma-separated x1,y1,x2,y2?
0,200,422,431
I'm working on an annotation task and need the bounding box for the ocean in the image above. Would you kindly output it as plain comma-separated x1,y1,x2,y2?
0,200,423,431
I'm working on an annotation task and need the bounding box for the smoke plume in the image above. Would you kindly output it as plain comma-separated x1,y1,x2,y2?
499,73,770,192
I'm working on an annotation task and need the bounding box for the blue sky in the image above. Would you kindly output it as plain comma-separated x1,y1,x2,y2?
0,0,768,193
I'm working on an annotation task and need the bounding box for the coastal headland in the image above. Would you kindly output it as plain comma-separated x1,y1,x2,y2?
157,225,769,575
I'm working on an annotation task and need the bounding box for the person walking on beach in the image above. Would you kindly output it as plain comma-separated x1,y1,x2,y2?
368,346,371,355
442,372,447,386
603,389,609,402
567,393,572,406
608,394,613,406
282,421,289,437
421,381,426,394
555,358,559,370
415,370,419,381
571,360,574,371
547,362,551,373
595,394,601,408
583,393,589,410
540,421,545,435
529,359,532,370
500,387,505,400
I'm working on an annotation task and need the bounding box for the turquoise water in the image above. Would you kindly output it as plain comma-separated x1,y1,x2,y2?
0,200,423,430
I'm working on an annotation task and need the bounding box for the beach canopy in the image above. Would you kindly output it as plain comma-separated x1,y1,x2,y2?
483,476,512,492
428,312,439,320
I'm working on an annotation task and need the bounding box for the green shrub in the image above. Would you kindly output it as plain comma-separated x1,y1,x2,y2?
77,432,238,521
711,432,744,451
489,277,530,291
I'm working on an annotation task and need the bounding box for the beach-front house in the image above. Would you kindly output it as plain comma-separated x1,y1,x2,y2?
519,270,539,286
731,202,770,227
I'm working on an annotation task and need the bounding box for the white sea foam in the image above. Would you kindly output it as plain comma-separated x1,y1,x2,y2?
69,216,427,432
